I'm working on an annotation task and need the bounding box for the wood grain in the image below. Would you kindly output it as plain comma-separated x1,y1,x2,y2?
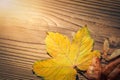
0,0,120,79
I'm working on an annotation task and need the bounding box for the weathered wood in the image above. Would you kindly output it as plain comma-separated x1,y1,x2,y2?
0,0,120,79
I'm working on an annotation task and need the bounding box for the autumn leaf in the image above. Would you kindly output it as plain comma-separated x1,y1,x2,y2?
107,49,120,61
103,39,110,58
33,26,100,80
87,57,101,80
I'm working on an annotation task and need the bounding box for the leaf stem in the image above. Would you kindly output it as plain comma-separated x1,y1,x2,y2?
74,66,89,80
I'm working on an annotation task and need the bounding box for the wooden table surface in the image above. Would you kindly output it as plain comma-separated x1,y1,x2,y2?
0,0,120,80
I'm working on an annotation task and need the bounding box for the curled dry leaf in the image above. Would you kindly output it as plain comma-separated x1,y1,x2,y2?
107,49,120,61
102,58,120,76
103,39,110,58
86,37,120,80
87,57,101,80
107,64,120,80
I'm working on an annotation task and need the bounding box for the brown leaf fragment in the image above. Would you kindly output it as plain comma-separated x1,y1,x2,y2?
107,49,120,61
87,57,101,80
102,58,120,76
103,39,109,59
107,64,120,80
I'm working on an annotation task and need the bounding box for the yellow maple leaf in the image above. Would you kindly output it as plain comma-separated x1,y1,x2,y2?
33,26,100,80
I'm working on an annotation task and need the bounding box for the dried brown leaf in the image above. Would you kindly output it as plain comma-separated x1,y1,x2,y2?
103,39,109,58
107,49,120,61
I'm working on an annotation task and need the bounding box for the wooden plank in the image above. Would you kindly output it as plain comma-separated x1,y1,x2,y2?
0,0,120,79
